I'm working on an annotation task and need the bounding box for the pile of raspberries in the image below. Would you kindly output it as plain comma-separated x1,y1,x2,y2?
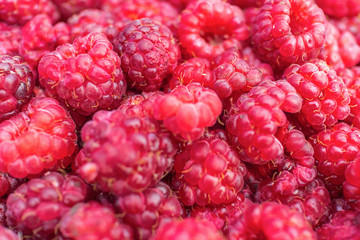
2,0,360,239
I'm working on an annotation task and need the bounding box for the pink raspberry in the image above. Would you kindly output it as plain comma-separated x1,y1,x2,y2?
0,23,21,55
52,0,100,19
0,97,77,178
315,0,360,18
0,226,19,240
6,172,87,239
343,154,360,210
113,18,180,91
252,0,326,69
153,83,222,141
60,202,133,240
178,0,249,60
39,32,126,116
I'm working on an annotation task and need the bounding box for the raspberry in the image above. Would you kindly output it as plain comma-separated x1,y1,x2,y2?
228,0,263,8
39,32,126,116
0,0,59,25
153,83,222,141
315,0,360,18
6,172,87,239
19,14,70,69
284,59,351,127
251,0,326,69
0,55,35,122
317,210,360,240
226,202,316,240
337,31,360,69
178,0,249,60
0,173,23,198
76,109,177,196
0,97,77,178
225,80,302,164
153,217,225,240
172,134,247,206
116,182,184,239
343,155,360,210
333,16,360,46
0,226,19,240
113,18,180,91
52,0,100,19
67,9,123,42
59,202,133,240
0,23,21,55
240,47,274,82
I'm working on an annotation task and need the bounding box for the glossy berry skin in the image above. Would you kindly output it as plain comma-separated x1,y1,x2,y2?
60,202,133,240
0,226,19,240
315,0,360,18
172,135,247,206
113,18,180,91
6,172,87,239
0,23,21,55
0,97,77,178
226,80,302,164
153,217,225,240
116,182,184,239
0,55,34,122
178,0,249,60
252,0,326,69
39,32,126,116
284,59,351,128
343,154,360,210
76,109,177,196
226,202,316,240
52,0,100,19
153,83,222,141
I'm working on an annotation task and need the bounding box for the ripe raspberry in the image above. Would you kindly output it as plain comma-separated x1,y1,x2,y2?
113,18,180,91
6,172,87,239
116,182,184,239
332,16,360,46
225,80,302,164
240,47,274,82
67,9,123,42
315,0,360,18
228,0,263,8
178,0,249,60
252,0,326,69
60,202,133,240
0,226,19,240
52,0,100,19
317,210,360,240
337,31,360,69
0,55,35,122
0,23,21,55
153,217,225,240
172,134,247,206
0,0,59,25
39,32,126,116
343,155,360,210
76,109,177,196
153,83,222,141
284,59,351,127
0,173,23,198
226,202,316,240
0,97,77,178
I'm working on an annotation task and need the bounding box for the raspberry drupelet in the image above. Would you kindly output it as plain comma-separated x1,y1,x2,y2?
343,154,360,210
251,0,326,69
178,0,249,61
315,0,360,18
76,109,177,196
6,172,88,239
0,55,35,122
59,202,133,240
118,91,163,117
153,83,222,141
0,97,77,178
0,226,19,240
0,23,21,55
113,18,180,91
38,32,126,116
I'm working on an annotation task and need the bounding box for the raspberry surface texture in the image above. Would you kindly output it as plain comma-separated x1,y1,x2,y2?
0,23,21,55
315,0,360,18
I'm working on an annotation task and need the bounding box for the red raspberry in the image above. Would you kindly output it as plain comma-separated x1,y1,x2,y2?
228,0,263,8
60,202,133,240
172,134,247,206
284,59,351,127
0,226,19,240
317,210,360,240
6,172,87,239
113,18,180,91
76,109,177,196
0,23,21,55
0,0,59,25
153,83,222,141
0,97,77,178
343,155,360,210
178,0,249,60
116,182,184,239
39,32,126,116
153,217,225,240
337,31,360,69
315,0,360,18
52,0,100,19
225,80,302,164
240,47,274,81
67,9,123,42
0,55,34,122
19,14,70,69
333,16,360,46
226,202,316,240
252,0,326,69
0,173,23,198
